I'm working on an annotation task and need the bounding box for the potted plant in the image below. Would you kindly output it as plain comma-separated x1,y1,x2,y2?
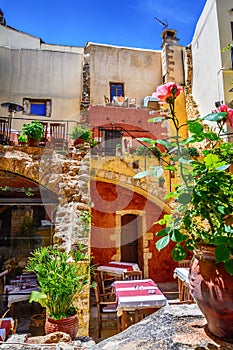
135,82,233,341
26,244,91,339
17,134,27,146
70,125,92,146
22,120,44,146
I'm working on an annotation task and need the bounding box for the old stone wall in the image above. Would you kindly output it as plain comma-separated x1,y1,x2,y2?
0,144,91,336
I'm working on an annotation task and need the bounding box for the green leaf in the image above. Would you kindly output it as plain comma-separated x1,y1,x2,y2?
203,132,220,141
201,112,227,122
187,121,203,134
136,137,156,144
155,236,170,251
133,170,151,179
156,228,169,237
148,117,166,123
216,164,231,171
215,245,230,263
177,192,192,205
164,165,176,171
217,206,226,214
172,245,187,261
29,291,47,308
156,139,173,149
224,260,233,276
214,236,228,245
179,157,193,164
171,230,188,243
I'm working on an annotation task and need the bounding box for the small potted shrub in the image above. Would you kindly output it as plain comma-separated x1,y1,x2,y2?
26,244,91,339
70,125,92,146
22,121,44,146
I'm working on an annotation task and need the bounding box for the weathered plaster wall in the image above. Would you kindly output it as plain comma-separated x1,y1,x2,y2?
0,145,91,336
88,105,168,140
85,43,162,106
0,46,83,130
91,180,176,282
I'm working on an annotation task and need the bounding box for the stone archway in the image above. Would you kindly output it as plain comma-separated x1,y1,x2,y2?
0,145,91,335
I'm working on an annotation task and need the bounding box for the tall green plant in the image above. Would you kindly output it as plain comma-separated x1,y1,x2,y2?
27,244,91,320
135,82,233,274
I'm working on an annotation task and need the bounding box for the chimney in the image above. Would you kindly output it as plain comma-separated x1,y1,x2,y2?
161,29,179,48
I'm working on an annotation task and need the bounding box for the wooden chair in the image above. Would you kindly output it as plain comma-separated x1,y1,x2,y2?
128,98,136,107
100,271,115,295
39,122,48,147
94,283,121,338
178,260,191,268
123,271,143,280
104,95,112,106
50,123,66,150
94,271,115,297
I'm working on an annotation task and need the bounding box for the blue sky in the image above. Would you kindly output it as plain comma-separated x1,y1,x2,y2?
1,0,206,50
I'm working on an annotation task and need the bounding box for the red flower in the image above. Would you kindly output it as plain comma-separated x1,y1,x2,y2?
152,82,182,102
217,104,233,127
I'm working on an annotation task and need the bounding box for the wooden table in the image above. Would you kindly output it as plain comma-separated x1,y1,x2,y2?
97,261,140,278
114,279,167,330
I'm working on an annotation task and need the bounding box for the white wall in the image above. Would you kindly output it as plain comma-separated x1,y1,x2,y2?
192,0,233,116
0,25,41,49
192,0,222,117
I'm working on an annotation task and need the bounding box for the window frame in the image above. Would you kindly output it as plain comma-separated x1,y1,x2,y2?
23,98,52,117
109,82,124,102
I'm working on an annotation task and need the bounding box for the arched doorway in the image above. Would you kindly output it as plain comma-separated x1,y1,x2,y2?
0,170,58,273
121,214,138,263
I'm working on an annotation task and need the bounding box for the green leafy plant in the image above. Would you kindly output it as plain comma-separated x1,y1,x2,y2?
70,125,92,142
22,121,44,141
26,244,91,320
17,134,27,143
135,82,233,275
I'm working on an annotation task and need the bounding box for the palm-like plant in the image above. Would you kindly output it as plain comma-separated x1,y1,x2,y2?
27,244,91,320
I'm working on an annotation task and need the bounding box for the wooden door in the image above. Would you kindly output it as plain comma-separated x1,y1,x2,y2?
121,214,138,263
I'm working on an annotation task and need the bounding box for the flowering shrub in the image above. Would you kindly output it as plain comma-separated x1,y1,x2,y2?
135,82,233,274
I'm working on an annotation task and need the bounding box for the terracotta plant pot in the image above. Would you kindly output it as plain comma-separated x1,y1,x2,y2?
45,314,78,340
73,138,85,146
27,137,39,147
190,245,233,342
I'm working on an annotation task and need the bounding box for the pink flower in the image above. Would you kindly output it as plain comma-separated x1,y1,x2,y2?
217,104,233,127
152,82,182,102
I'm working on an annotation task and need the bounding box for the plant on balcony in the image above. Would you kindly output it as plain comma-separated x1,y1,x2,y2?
70,125,92,145
22,120,44,146
17,134,27,145
135,81,233,341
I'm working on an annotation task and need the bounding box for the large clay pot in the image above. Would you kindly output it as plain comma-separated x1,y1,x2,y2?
190,245,233,342
45,314,78,340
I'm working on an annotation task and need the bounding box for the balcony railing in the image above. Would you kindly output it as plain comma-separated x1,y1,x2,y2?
0,115,78,149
